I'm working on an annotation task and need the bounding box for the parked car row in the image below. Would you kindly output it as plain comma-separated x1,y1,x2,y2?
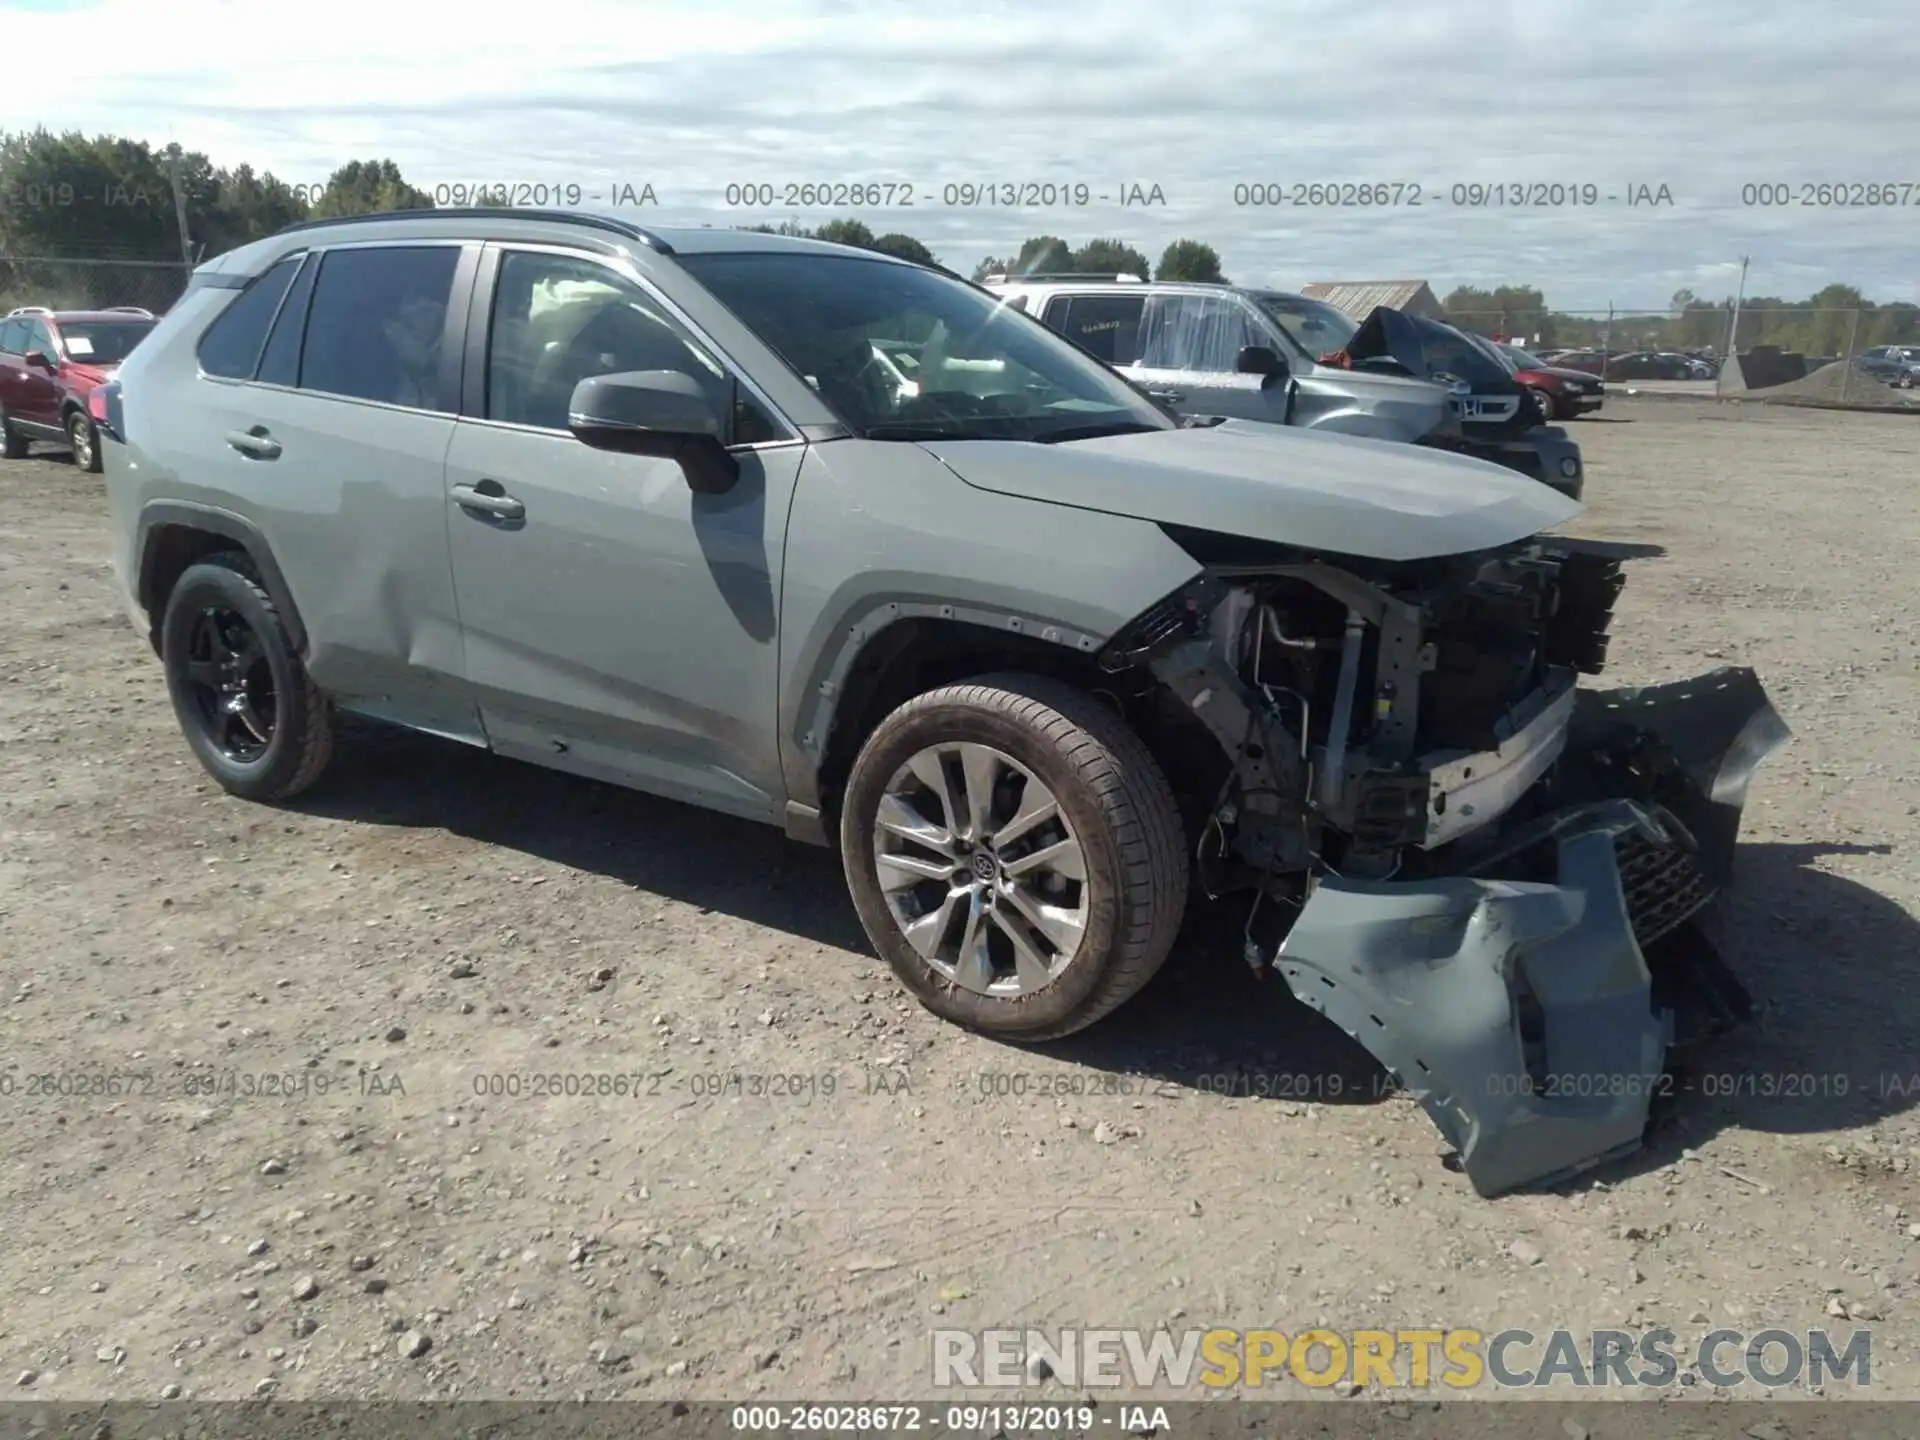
983,274,1587,497
1859,345,1920,388
1541,349,1718,382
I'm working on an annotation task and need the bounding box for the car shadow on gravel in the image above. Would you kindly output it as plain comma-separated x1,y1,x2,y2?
295,727,1917,1173
292,720,872,953
1602,838,1920,1185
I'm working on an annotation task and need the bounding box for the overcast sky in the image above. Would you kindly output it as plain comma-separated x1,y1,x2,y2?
8,0,1918,305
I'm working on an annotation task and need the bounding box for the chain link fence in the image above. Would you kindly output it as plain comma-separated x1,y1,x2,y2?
0,255,192,316
1445,306,1920,406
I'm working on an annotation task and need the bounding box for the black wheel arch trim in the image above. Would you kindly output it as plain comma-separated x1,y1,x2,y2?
135,501,308,654
781,597,1108,818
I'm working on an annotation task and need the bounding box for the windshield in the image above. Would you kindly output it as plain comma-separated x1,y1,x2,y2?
1251,294,1357,357
54,320,153,364
674,252,1174,442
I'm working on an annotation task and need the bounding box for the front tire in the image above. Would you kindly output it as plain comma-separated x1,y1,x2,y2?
67,410,100,472
1528,387,1559,423
840,674,1187,1041
160,553,334,801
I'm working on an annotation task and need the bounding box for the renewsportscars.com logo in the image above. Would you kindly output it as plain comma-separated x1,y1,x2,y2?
932,1327,1873,1391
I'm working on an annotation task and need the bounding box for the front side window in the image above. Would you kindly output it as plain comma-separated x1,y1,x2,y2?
676,251,1173,442
1138,293,1267,372
1252,294,1357,359
25,321,54,358
298,246,460,410
0,319,27,353
53,321,154,364
485,250,780,442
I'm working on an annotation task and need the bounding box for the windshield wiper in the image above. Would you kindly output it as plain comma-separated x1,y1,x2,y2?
1029,421,1166,444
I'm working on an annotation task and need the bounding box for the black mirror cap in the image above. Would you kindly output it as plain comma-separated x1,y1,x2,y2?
1235,345,1287,378
24,350,53,369
567,370,740,493
568,369,723,440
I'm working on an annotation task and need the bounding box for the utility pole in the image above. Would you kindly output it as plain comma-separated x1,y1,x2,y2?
1839,306,1860,404
164,143,194,267
1718,255,1749,398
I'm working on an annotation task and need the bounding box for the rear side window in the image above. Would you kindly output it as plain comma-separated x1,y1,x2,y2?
298,246,460,411
1047,295,1144,365
197,254,303,379
255,254,319,388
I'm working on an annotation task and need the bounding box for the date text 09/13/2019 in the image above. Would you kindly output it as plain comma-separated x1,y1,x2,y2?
721,181,1166,209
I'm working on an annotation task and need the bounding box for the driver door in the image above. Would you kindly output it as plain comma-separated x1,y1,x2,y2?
443,244,806,821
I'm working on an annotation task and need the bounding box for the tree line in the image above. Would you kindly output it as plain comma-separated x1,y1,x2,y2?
3,127,1914,356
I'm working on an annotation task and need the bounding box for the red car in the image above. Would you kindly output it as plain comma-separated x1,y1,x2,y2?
0,306,158,471
1494,341,1606,421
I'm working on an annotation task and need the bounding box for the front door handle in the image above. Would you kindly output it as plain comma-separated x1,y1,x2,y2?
451,482,525,520
225,425,281,460
1146,388,1185,403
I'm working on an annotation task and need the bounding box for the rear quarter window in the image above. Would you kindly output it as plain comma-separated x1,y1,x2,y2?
197,254,304,380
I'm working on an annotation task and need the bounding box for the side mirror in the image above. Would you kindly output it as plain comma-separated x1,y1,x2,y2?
23,350,53,370
567,370,739,495
1235,345,1288,381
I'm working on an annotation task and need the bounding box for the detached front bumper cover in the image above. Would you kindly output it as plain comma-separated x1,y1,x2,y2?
1274,667,1789,1196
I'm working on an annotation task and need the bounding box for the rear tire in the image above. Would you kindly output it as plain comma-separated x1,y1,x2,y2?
840,673,1187,1041
160,552,334,801
0,403,27,459
66,410,100,472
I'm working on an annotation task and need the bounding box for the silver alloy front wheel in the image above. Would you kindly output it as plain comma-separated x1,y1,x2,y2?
873,741,1088,996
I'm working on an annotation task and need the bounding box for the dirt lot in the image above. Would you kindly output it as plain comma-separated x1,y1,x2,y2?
2,399,1918,1404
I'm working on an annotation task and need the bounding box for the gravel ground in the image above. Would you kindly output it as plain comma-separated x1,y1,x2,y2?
1,399,1917,1404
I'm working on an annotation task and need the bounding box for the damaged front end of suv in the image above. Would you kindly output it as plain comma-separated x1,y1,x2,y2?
1101,531,1788,1196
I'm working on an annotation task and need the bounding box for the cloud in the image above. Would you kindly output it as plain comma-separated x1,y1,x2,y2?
14,0,1919,300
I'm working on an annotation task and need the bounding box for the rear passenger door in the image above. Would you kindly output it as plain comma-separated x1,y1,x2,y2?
17,319,65,428
0,318,29,423
187,241,483,742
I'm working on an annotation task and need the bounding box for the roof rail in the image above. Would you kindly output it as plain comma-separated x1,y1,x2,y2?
986,272,1147,284
7,305,53,317
104,305,155,317
269,207,675,254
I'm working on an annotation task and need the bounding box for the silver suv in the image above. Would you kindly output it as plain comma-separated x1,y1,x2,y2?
987,276,1585,497
100,209,1785,1196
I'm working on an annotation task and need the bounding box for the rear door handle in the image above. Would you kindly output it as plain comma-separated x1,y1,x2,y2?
1146,388,1185,403
451,482,525,520
225,426,281,460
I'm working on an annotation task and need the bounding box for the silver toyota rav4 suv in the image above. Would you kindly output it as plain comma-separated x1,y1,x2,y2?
100,209,1786,1195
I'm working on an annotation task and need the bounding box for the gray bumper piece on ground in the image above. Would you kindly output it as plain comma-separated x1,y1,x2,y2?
1273,666,1789,1197
1276,810,1668,1197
